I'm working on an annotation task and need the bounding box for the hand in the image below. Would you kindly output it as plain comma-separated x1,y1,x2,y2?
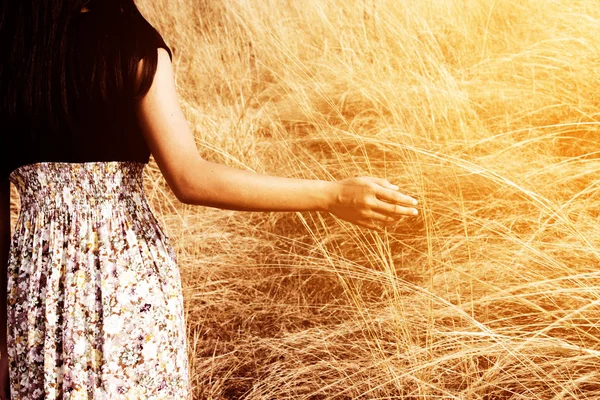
0,351,9,400
327,176,419,229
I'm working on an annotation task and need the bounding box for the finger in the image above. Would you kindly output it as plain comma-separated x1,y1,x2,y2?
369,210,398,223
369,177,399,190
368,177,419,205
374,186,418,206
374,200,418,216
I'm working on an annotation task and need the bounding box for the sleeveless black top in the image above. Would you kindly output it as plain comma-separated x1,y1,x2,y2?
0,11,172,180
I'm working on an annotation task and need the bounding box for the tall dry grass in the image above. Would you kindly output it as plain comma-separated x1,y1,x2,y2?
134,0,600,398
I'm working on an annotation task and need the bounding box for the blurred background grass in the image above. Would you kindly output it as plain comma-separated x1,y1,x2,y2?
134,0,600,398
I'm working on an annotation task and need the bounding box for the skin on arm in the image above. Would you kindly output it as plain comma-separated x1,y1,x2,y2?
0,178,10,398
135,49,419,229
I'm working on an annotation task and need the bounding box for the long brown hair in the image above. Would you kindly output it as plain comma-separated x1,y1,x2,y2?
0,0,171,136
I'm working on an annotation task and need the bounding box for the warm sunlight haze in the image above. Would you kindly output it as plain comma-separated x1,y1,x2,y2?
14,0,600,398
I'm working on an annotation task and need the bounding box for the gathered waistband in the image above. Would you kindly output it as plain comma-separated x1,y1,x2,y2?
9,161,148,210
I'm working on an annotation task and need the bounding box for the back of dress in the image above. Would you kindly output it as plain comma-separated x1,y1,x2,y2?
0,3,190,399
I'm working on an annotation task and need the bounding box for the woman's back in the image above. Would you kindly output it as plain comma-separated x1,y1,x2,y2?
0,0,172,178
0,1,191,398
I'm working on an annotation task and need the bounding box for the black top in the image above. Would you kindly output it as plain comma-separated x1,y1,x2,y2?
0,11,172,180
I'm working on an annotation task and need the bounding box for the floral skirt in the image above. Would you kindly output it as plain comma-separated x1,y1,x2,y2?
7,161,190,399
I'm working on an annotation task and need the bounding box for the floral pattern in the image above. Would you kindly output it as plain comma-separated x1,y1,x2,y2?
7,161,190,399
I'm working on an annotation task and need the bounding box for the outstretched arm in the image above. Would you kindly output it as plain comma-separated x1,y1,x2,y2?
0,178,10,399
135,49,418,229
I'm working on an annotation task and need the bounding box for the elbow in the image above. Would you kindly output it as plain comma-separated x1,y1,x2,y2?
163,168,192,204
163,157,206,205
171,184,193,205
170,172,207,206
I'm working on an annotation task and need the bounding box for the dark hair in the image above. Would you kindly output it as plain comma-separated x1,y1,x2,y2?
0,0,171,136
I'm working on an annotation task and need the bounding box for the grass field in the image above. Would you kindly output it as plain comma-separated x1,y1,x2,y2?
139,0,600,397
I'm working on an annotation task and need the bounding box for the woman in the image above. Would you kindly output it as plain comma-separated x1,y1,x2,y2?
0,0,419,398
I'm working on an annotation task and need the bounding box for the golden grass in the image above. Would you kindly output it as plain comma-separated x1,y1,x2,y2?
77,0,600,397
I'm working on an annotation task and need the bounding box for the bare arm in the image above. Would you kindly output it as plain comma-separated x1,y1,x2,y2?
0,178,10,397
135,49,418,228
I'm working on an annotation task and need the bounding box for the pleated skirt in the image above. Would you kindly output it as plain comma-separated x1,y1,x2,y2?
6,161,190,399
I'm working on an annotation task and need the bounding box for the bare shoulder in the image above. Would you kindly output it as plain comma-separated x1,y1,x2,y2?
134,47,174,92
